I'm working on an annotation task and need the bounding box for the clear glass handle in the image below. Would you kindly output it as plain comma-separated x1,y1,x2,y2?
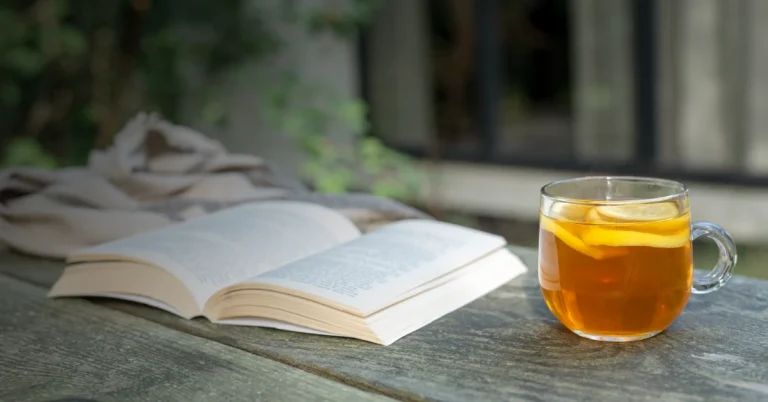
691,221,738,294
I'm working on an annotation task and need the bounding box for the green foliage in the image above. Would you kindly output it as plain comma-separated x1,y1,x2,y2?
259,0,425,201
1,137,58,169
0,0,424,202
264,73,424,202
0,0,274,165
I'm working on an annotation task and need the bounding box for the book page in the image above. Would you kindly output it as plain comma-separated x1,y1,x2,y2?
249,219,507,315
68,201,361,306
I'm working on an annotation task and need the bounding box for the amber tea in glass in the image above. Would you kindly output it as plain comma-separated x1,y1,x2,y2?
538,177,737,342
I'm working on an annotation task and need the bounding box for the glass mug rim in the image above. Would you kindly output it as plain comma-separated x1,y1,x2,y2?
541,175,689,206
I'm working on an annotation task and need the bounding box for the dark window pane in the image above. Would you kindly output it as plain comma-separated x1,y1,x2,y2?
428,0,480,153
496,0,573,160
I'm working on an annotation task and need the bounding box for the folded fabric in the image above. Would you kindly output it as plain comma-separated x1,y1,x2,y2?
0,112,429,259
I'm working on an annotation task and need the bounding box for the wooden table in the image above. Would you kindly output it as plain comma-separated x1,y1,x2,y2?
1,246,767,402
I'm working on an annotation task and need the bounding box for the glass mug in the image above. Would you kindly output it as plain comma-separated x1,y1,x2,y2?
538,176,737,342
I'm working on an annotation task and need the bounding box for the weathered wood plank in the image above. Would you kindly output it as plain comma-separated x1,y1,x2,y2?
2,246,768,401
0,273,392,402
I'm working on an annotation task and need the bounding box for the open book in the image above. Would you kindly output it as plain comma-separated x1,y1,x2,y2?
48,201,527,345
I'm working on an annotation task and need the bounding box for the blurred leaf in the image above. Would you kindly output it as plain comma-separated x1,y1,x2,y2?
360,137,384,173
1,138,59,169
70,107,98,165
3,47,47,76
266,86,290,112
201,100,226,124
52,0,70,19
302,107,329,136
299,134,324,157
283,114,308,139
59,26,87,56
316,139,338,162
371,177,410,200
313,168,355,193
0,9,28,44
0,83,21,106
337,99,368,133
360,136,383,155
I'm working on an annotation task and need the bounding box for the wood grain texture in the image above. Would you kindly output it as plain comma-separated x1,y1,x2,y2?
2,246,768,401
0,272,391,402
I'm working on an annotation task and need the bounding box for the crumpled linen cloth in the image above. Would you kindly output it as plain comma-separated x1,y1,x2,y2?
0,112,430,259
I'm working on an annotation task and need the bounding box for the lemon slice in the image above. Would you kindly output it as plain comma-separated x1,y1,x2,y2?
649,214,690,233
549,203,592,222
586,207,612,224
541,216,629,259
595,202,679,222
582,227,689,248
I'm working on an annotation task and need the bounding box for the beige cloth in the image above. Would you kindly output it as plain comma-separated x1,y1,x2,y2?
0,113,429,259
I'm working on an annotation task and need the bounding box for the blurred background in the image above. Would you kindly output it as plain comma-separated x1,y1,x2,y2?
1,0,766,279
